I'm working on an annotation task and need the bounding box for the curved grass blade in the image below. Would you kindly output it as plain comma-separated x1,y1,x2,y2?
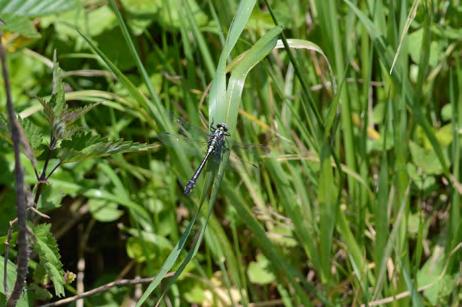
208,0,257,123
217,26,282,132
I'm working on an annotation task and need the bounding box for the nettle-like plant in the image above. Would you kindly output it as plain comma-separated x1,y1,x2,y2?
1,54,153,304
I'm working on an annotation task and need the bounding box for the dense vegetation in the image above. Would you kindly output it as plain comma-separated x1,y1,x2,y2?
0,0,461,306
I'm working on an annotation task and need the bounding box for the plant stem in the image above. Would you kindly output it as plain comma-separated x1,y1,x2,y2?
0,27,29,307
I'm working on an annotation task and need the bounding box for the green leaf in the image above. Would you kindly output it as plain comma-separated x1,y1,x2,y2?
0,256,16,296
417,246,456,305
59,131,157,163
37,97,55,127
0,13,40,38
0,257,29,306
247,254,275,285
0,0,77,17
126,237,156,263
183,284,206,304
88,199,124,222
51,55,66,118
157,0,208,30
61,102,100,126
37,184,63,211
33,223,65,297
435,124,453,147
408,29,445,67
406,163,436,190
409,141,445,175
120,0,160,16
21,119,45,150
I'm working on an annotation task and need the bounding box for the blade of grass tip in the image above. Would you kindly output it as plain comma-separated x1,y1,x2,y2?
107,0,169,129
263,0,323,130
274,39,337,94
218,26,282,132
273,38,339,133
389,0,421,74
208,0,257,123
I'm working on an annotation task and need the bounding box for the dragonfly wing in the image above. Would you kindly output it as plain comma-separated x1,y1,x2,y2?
155,132,206,157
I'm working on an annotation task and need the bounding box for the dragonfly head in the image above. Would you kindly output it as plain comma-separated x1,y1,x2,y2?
216,123,229,132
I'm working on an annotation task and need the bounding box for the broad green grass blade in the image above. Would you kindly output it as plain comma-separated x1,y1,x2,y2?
219,26,282,131
208,0,257,123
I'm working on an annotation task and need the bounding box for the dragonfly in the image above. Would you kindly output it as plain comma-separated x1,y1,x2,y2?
183,122,230,195
156,119,275,196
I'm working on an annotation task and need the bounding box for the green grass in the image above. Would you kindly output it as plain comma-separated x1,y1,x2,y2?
0,0,461,306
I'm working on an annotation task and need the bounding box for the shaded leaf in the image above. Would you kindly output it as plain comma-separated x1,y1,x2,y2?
37,184,63,211
126,237,156,263
17,121,37,170
33,223,65,297
61,102,100,126
51,53,65,117
0,256,16,295
37,97,54,126
88,199,124,222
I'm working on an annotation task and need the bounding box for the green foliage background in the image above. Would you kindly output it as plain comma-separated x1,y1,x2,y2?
0,0,461,306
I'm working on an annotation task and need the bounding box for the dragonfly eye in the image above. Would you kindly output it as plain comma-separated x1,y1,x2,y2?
217,123,228,132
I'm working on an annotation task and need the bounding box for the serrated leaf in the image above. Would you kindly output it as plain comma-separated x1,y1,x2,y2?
17,121,37,170
59,132,157,163
51,54,65,117
21,119,44,149
0,13,40,38
61,102,100,126
33,223,65,297
0,0,77,17
37,184,63,211
58,131,103,161
37,97,55,126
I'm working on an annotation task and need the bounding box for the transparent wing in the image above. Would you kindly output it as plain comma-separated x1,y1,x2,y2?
155,119,284,161
154,131,206,157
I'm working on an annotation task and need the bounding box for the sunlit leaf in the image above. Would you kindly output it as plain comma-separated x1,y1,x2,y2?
0,0,77,16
